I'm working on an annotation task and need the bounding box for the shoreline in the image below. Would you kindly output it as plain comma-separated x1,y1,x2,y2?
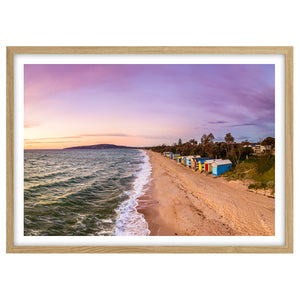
137,151,275,236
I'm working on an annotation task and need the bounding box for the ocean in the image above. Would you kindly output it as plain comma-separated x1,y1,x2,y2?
24,149,151,236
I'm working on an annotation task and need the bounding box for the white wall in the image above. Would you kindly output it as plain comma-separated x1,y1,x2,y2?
0,1,299,299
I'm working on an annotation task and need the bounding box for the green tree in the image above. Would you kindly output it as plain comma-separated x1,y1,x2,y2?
241,146,254,160
224,133,234,157
189,139,197,146
182,142,192,156
261,137,275,152
201,133,214,145
200,133,215,156
232,143,243,165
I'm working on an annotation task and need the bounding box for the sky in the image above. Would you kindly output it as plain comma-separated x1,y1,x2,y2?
24,64,275,149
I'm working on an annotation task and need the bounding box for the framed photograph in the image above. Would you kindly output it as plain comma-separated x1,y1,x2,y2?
6,46,293,253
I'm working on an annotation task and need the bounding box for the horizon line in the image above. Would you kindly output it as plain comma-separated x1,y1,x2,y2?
24,137,274,150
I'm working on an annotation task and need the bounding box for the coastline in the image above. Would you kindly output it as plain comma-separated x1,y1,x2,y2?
137,150,275,236
113,149,152,236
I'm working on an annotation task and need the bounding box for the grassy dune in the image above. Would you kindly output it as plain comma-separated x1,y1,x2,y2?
222,154,275,195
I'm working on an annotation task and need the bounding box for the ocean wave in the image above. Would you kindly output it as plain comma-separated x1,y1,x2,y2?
24,170,68,182
112,150,152,236
24,148,150,236
24,172,98,192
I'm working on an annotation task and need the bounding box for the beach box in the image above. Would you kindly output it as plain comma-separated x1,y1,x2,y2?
204,159,215,172
191,157,207,170
196,158,209,171
211,159,232,176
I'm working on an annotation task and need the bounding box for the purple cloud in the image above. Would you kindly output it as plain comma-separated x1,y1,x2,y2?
24,64,275,147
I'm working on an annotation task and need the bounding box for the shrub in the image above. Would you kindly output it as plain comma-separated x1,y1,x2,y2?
248,184,256,190
266,180,275,188
248,182,266,190
256,154,275,174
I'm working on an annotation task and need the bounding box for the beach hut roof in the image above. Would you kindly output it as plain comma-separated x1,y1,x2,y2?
212,159,232,166
193,157,205,162
205,159,215,164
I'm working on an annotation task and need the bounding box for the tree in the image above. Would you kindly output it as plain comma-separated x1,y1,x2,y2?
189,139,197,146
232,143,243,165
178,138,182,146
207,133,215,143
200,133,215,156
219,142,227,158
224,133,234,157
201,134,207,145
261,137,275,152
241,140,250,146
211,143,220,159
241,146,254,160
181,142,192,156
201,133,214,145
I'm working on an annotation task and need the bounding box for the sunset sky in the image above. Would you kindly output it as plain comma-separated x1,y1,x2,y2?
24,64,275,149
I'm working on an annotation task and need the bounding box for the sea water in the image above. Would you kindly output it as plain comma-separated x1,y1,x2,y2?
24,149,151,236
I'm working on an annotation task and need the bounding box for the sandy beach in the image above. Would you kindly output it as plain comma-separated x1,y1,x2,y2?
137,151,275,236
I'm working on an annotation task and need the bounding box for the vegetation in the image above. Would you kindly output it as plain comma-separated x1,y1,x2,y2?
261,136,275,152
146,134,275,194
147,133,253,161
222,154,275,194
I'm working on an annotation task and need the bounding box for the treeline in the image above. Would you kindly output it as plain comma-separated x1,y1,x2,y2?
146,133,275,167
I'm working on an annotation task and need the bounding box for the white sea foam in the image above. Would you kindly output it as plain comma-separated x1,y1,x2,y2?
113,150,152,236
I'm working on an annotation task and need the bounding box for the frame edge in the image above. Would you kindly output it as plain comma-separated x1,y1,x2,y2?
6,47,15,253
284,47,294,253
6,46,294,254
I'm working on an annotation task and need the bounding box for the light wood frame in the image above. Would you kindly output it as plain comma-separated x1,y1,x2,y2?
6,46,293,253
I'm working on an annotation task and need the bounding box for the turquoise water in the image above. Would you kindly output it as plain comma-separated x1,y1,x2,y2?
24,149,151,236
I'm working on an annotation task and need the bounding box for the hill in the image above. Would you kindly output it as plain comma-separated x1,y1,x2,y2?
64,144,133,150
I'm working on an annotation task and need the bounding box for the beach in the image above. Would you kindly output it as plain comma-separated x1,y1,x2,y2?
137,151,275,236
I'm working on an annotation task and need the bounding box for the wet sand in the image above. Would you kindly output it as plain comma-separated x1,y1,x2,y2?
137,151,275,236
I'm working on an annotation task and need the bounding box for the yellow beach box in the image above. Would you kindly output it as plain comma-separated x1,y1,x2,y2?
197,158,209,171
198,161,205,171
173,154,181,160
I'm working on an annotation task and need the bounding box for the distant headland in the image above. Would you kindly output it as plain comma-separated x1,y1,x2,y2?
64,144,134,150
